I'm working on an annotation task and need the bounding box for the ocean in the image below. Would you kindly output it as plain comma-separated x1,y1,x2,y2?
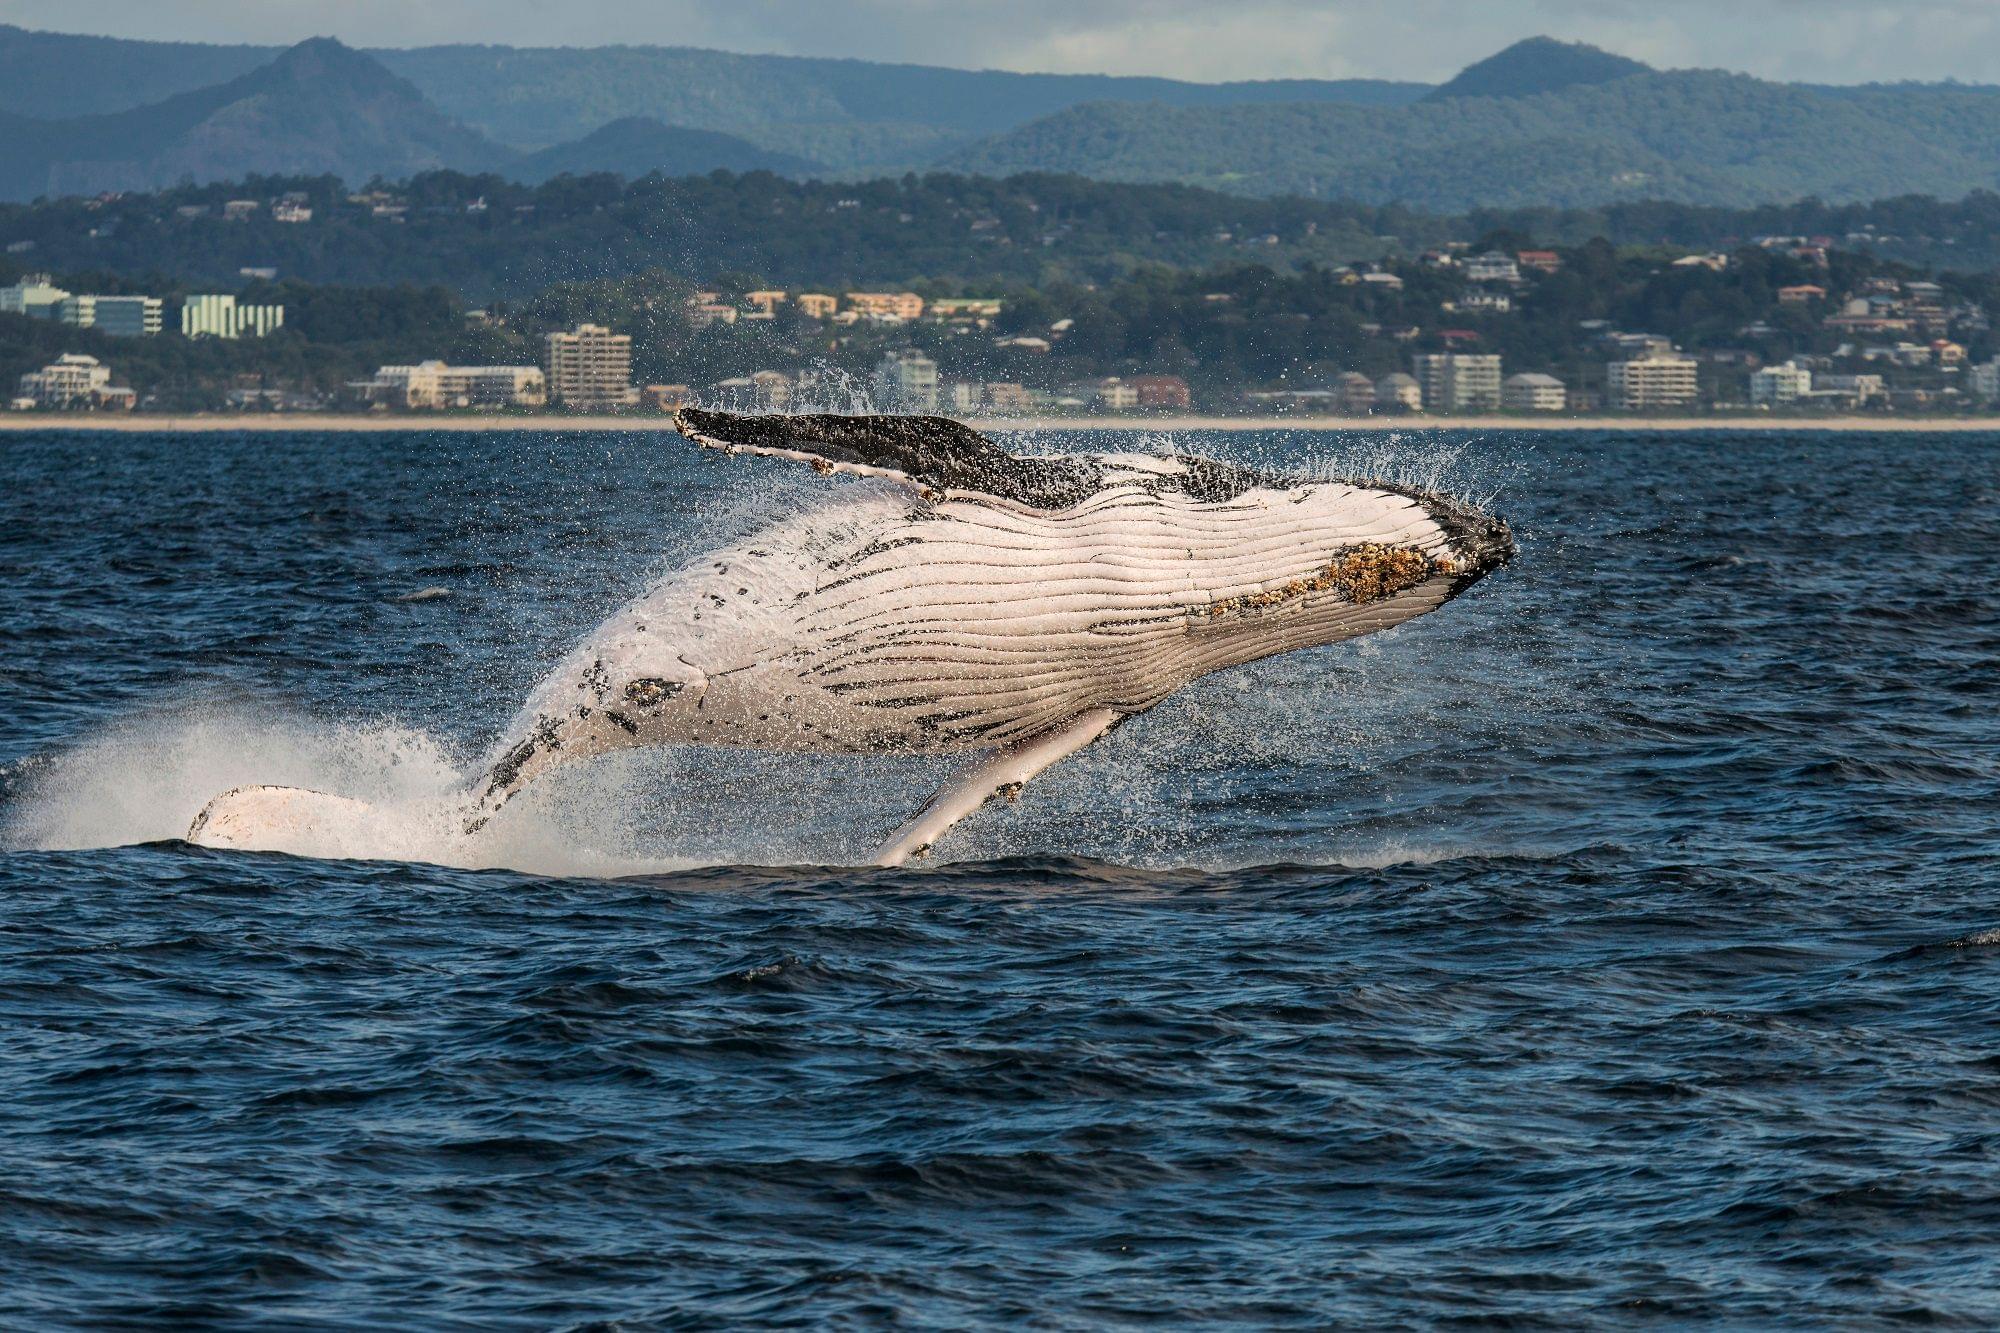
2,426,1997,1325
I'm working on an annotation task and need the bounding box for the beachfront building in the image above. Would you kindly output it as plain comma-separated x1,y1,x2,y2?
1084,377,1139,411
712,370,796,412
1608,351,1700,410
1414,353,1503,412
1971,358,2000,402
1502,372,1568,412
16,353,135,409
1334,372,1377,415
1127,374,1192,410
1750,361,1813,407
1375,372,1423,412
181,294,285,339
545,323,637,410
356,361,547,409
55,294,165,337
872,348,939,411
1816,373,1886,407
0,274,69,316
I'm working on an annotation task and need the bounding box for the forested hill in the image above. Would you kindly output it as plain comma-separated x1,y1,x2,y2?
1423,37,1650,101
948,68,2000,209
12,172,2000,304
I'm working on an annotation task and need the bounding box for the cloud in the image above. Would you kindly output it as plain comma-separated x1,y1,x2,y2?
2,0,1997,84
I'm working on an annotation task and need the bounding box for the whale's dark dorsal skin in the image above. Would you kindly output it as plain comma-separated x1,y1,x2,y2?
676,407,1105,508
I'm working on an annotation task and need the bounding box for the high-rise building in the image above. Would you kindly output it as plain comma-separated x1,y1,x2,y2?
181,294,284,339
544,324,637,410
872,349,938,411
57,294,165,337
1609,352,1700,410
1413,353,1503,412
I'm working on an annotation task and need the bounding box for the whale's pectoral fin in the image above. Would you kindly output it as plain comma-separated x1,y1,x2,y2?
674,406,1101,509
186,784,383,857
871,708,1129,867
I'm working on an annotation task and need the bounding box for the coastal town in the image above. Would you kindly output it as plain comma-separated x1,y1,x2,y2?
8,213,2000,419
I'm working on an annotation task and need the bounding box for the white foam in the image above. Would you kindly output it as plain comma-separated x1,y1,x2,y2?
0,704,721,878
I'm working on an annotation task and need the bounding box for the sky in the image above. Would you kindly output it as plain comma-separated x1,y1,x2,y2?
0,0,1995,85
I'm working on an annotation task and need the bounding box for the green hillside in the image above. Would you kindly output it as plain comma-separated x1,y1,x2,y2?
513,119,821,182
947,69,2000,209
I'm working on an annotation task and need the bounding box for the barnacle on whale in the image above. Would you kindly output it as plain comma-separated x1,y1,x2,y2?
1201,543,1440,620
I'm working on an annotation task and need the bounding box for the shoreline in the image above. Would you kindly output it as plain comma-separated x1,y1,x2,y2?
5,412,2000,434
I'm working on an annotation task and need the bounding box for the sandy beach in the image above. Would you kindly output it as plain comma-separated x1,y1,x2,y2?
5,412,2000,433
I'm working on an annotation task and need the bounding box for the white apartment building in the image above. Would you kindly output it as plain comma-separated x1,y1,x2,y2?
56,294,164,337
1502,372,1567,412
16,353,132,408
358,361,547,409
181,294,285,339
1,274,69,316
873,348,939,411
1464,251,1522,284
544,324,637,409
1414,353,1503,412
848,292,926,321
1750,361,1813,407
1608,352,1700,410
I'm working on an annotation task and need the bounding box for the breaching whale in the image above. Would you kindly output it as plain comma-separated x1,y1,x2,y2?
188,408,1514,865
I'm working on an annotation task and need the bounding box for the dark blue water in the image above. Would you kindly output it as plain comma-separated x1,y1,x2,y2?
3,427,1998,1326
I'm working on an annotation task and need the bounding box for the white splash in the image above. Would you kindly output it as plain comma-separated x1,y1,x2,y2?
0,704,720,877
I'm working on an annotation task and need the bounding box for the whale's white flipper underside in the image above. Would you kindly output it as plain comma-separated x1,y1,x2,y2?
186,785,388,859
872,707,1127,867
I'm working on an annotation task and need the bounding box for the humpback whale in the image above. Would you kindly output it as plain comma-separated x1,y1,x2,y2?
189,408,1514,865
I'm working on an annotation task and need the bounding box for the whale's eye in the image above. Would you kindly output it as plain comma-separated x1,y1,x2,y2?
623,678,683,708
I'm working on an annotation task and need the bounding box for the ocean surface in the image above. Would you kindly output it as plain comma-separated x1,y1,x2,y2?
2,425,1997,1326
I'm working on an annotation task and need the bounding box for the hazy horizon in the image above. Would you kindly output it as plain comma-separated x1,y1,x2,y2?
0,0,1995,87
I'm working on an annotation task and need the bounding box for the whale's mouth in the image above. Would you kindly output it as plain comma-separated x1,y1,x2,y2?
1383,485,1515,592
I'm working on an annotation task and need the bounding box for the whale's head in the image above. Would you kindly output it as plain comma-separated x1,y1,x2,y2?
1404,485,1516,593
461,649,709,833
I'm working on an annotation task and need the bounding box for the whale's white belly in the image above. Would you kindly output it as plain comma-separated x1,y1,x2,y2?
598,478,1454,754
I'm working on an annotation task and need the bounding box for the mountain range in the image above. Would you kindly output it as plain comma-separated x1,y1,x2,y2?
3,26,1999,211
